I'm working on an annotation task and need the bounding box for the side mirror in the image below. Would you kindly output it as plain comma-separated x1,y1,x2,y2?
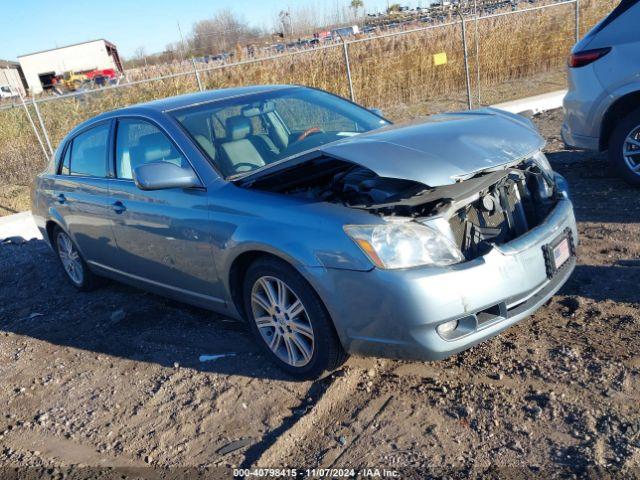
133,162,202,191
370,108,384,117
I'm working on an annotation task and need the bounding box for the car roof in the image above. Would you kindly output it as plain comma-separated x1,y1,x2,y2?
127,84,296,113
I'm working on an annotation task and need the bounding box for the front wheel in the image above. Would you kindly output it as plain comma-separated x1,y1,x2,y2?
609,107,640,187
242,257,347,379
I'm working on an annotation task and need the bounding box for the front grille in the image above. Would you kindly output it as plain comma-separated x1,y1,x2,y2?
449,174,547,259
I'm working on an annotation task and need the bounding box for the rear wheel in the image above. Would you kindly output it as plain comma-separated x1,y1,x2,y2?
609,107,640,186
242,257,347,379
53,226,97,291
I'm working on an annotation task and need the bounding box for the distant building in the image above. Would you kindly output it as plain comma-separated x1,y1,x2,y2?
18,39,123,94
0,60,27,96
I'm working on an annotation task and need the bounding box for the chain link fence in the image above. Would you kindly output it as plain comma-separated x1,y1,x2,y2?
0,0,617,194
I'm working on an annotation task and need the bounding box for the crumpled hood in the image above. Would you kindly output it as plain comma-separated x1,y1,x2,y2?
320,108,545,187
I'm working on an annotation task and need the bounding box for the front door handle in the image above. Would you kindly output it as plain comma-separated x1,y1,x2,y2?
112,201,126,214
56,193,66,204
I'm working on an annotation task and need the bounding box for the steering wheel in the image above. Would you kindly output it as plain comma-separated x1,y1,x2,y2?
296,126,324,143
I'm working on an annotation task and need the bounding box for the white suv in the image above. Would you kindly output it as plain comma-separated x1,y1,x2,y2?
562,0,640,185
0,85,16,99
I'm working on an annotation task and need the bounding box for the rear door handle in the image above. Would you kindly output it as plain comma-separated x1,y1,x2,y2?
56,193,66,204
112,201,126,214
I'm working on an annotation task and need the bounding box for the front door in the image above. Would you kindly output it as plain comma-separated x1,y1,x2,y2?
108,117,221,305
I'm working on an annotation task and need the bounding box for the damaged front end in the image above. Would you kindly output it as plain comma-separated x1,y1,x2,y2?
236,150,563,265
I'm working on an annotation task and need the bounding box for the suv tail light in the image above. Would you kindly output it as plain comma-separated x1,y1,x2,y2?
568,47,611,68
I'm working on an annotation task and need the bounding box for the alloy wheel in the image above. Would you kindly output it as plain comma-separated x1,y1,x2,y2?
622,125,640,176
250,276,315,367
56,231,84,285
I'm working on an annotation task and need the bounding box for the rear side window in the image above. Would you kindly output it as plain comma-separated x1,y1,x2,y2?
115,118,189,180
67,123,110,177
61,143,71,175
584,0,638,40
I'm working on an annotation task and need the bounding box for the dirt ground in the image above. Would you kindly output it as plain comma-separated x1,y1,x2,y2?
1,109,639,479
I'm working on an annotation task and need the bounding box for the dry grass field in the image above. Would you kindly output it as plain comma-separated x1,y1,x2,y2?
0,0,616,214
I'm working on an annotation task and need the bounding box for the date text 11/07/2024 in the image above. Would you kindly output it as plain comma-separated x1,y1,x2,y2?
233,467,400,477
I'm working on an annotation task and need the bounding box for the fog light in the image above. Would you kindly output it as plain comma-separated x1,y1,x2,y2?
437,320,459,336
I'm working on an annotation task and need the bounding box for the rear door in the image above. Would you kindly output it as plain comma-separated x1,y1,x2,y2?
107,117,221,305
54,121,118,266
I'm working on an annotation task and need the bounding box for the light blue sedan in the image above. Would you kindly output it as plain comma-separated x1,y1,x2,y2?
32,85,576,378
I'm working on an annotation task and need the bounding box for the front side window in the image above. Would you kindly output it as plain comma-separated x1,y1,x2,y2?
68,123,110,177
115,118,190,180
173,87,388,178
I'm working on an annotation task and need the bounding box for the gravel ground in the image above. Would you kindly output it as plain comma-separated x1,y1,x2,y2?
0,109,639,479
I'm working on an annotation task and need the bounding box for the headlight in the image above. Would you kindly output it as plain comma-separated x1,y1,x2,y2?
344,221,465,269
532,151,553,177
531,150,555,198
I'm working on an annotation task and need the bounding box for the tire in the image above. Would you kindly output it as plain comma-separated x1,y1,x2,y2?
52,226,97,291
608,107,640,187
242,257,347,379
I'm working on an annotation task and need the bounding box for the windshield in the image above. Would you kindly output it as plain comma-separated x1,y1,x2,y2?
0,86,10,93
172,87,389,178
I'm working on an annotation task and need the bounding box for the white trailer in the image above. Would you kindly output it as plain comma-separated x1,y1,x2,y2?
0,60,26,97
18,39,123,94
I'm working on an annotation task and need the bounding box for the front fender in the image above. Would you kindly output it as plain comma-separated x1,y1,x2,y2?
209,184,376,276
219,219,374,276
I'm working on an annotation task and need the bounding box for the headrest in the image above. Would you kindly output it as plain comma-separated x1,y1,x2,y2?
132,133,176,163
242,101,275,118
180,112,210,138
226,116,251,141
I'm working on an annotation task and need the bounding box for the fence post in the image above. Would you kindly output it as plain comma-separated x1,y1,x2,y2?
192,58,204,92
456,8,473,110
339,34,356,102
31,96,54,156
17,91,49,162
474,0,481,106
574,0,580,42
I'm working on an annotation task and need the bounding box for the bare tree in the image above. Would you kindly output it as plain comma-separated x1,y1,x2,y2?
133,46,148,67
190,9,261,56
387,3,402,13
350,0,364,20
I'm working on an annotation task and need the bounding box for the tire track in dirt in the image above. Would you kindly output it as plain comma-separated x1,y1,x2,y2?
246,365,366,467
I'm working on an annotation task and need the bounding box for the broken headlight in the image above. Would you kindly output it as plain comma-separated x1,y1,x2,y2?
344,222,465,269
531,150,555,199
532,151,554,177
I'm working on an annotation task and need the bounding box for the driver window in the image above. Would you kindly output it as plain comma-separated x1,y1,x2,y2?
115,119,189,180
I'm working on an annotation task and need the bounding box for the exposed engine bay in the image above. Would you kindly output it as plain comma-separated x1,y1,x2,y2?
237,154,561,261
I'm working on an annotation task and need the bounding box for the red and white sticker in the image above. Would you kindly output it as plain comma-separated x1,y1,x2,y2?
553,237,571,269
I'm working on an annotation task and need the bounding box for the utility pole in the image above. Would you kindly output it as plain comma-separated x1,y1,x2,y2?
288,7,293,37
177,21,186,62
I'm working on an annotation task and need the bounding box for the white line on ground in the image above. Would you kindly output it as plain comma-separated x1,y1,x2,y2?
0,211,42,242
491,89,567,115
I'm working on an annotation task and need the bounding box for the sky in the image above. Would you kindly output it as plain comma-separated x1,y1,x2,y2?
0,0,428,61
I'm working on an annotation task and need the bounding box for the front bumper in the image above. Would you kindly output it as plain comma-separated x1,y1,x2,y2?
310,194,577,361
